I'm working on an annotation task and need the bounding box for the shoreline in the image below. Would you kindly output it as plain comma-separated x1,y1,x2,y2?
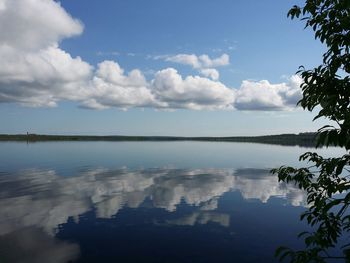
0,133,317,147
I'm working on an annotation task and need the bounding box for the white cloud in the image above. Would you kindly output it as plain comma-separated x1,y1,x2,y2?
0,44,92,107
163,53,229,80
199,68,219,81
198,54,229,68
0,0,302,112
165,53,229,69
81,61,160,110
0,0,91,107
96,51,119,56
152,68,235,110
0,0,83,51
234,76,302,111
84,67,301,111
165,54,201,68
96,61,146,87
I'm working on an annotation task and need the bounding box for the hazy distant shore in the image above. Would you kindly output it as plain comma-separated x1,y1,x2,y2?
0,133,317,147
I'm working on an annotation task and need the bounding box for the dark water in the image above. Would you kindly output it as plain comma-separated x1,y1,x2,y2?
0,142,343,263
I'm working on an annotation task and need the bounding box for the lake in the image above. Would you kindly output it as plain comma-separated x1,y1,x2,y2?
0,141,344,262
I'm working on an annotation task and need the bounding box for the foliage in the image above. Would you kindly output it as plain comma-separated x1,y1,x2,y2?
272,0,350,262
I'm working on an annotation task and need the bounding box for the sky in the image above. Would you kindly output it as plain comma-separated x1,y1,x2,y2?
0,0,329,136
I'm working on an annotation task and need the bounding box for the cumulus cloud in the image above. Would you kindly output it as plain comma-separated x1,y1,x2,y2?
0,45,92,107
164,53,230,69
234,75,302,111
199,68,219,81
162,53,229,80
199,54,230,68
0,0,83,51
0,0,302,111
82,66,301,111
0,0,91,107
164,54,201,68
84,69,300,111
152,68,234,110
81,61,160,110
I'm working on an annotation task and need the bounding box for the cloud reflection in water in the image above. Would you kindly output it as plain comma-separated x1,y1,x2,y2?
0,167,305,234
0,167,306,262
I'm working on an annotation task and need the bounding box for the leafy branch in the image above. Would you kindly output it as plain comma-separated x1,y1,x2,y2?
273,0,350,261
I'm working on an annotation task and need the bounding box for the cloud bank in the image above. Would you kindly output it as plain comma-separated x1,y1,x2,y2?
0,0,302,111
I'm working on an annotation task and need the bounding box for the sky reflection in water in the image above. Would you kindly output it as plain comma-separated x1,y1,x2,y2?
1,142,342,262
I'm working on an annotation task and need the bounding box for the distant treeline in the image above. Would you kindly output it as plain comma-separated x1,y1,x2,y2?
0,132,318,147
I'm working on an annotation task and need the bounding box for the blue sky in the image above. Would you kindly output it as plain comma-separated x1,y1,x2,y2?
0,0,328,136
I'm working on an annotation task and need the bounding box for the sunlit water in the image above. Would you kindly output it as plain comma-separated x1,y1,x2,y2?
0,141,345,262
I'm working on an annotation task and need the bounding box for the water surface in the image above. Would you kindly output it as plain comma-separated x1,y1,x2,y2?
0,142,344,262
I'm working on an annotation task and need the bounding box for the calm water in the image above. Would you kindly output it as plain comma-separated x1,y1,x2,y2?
0,141,344,263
